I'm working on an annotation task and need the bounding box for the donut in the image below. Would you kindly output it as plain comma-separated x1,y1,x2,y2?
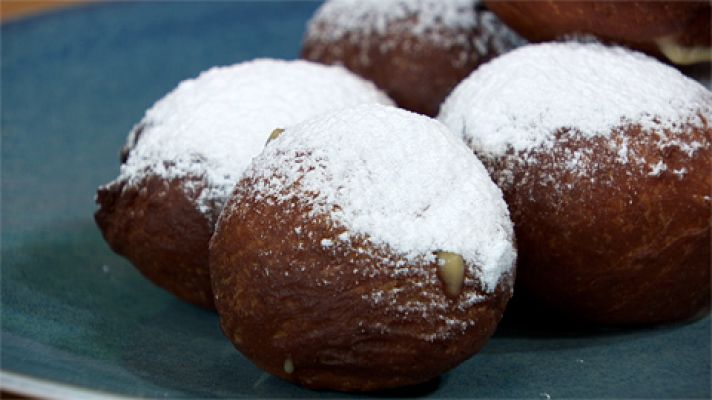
438,42,712,325
94,59,392,308
210,104,516,390
301,0,523,116
484,0,711,65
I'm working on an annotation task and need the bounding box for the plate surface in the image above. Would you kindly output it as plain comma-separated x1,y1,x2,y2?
1,2,710,398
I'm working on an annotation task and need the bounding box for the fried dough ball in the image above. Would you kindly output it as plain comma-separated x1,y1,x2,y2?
484,0,711,65
210,104,516,390
439,42,712,325
95,59,392,308
302,0,523,116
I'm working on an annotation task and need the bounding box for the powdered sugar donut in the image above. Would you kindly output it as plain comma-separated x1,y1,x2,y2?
439,42,712,325
302,0,523,116
210,104,516,390
95,59,392,308
484,1,711,65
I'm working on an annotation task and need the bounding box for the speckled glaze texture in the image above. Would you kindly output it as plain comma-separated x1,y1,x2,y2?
302,0,523,116
210,196,512,391
439,43,711,158
2,2,711,398
439,43,712,325
487,124,711,324
94,59,391,308
209,105,515,391
235,105,516,285
113,60,392,216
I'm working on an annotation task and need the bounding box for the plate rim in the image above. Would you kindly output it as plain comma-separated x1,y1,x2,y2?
0,370,137,400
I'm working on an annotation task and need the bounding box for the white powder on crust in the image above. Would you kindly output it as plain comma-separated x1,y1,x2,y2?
115,59,393,215
439,42,712,159
305,0,523,55
242,104,516,292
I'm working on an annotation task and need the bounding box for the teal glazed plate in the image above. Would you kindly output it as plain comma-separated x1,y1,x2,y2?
1,2,710,398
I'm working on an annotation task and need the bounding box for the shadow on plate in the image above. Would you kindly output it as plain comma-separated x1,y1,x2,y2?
360,376,442,398
115,298,447,398
485,291,709,355
3,219,707,398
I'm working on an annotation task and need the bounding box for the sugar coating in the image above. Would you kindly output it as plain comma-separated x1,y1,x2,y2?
439,42,712,160
305,0,523,56
242,104,516,292
115,59,393,216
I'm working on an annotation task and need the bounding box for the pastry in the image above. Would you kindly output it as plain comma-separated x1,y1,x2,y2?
210,104,516,390
95,59,392,308
484,0,711,65
302,0,523,116
439,42,712,325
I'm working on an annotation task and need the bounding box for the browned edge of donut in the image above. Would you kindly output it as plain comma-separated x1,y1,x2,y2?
484,0,711,64
210,179,514,391
302,15,503,116
95,174,216,309
478,121,711,325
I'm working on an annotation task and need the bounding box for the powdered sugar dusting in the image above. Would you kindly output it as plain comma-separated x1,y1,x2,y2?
305,0,523,55
115,59,392,216
242,104,516,292
439,42,712,159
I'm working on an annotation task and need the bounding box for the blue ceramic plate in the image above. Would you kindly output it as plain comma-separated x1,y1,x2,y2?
1,2,710,398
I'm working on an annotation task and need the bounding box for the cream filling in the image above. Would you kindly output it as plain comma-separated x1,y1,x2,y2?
656,36,712,65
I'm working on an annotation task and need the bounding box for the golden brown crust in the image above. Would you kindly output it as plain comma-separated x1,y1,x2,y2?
484,0,710,64
480,122,711,325
95,175,216,309
679,6,712,48
302,19,502,117
210,180,513,391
